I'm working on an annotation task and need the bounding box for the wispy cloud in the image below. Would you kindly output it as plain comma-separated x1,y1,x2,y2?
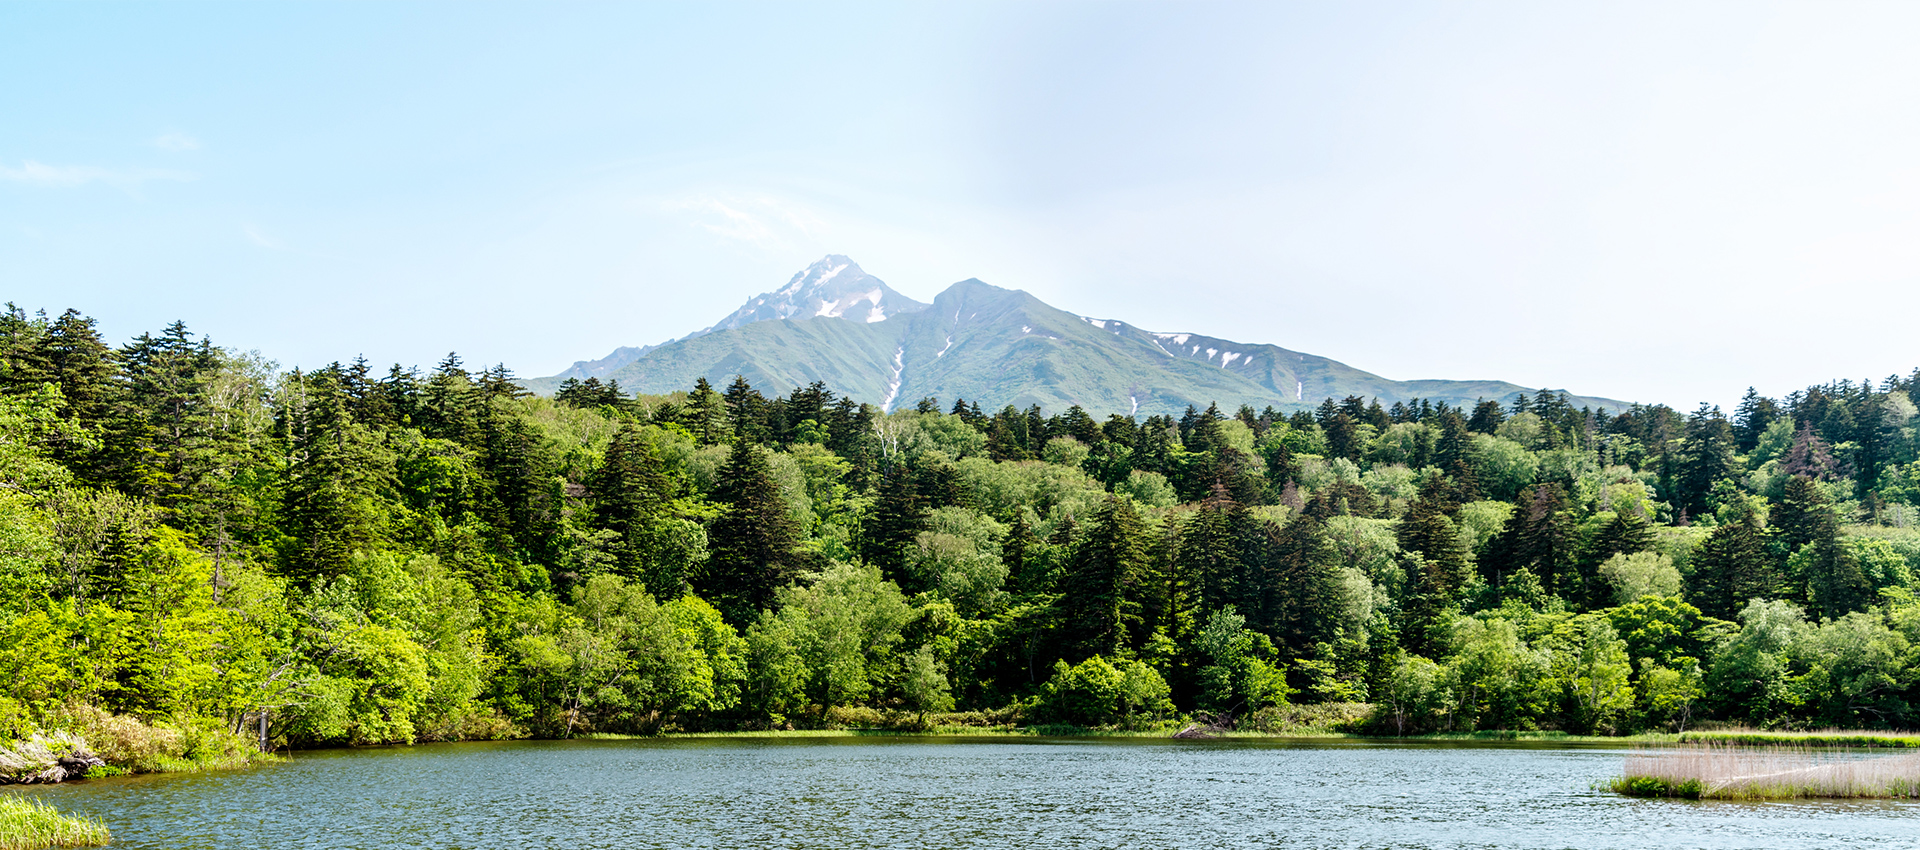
0,160,195,188
667,194,826,248
241,223,283,250
154,132,201,152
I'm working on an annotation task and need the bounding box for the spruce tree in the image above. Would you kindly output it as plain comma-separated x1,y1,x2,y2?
1675,404,1736,517
103,322,243,528
700,436,804,625
421,352,480,445
684,377,728,446
1058,496,1151,661
1805,537,1871,621
589,425,686,597
1733,388,1779,453
1574,509,1654,607
1173,486,1243,619
1687,501,1779,621
280,371,387,587
1395,480,1469,655
1467,400,1506,434
1481,484,1577,601
1773,475,1836,555
861,464,927,588
1432,412,1480,501
723,375,769,441
1259,512,1340,656
38,309,115,475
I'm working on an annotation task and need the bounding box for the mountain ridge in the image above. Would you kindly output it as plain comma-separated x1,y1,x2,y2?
529,257,1633,416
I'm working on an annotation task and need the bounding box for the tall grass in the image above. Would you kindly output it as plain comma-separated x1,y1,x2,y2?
1613,744,1920,799
0,796,109,849
1678,728,1920,749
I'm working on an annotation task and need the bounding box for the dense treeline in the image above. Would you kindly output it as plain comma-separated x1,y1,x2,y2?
5,303,1920,746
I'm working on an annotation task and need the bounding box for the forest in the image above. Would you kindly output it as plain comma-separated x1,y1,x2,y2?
4,303,1920,752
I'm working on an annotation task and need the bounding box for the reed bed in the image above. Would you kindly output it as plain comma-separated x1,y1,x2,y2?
0,796,109,849
1613,743,1920,799
1678,729,1920,749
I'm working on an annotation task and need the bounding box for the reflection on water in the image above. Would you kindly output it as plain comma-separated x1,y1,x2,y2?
12,737,1920,849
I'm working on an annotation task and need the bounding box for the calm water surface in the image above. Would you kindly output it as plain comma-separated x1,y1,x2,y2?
14,737,1920,849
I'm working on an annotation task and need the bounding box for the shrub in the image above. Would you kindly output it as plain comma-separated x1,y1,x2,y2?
1034,657,1171,727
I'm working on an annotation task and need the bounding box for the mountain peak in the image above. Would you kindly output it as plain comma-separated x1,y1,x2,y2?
706,255,929,333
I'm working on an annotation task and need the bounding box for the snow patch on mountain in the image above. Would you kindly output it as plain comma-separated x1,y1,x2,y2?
881,346,906,412
706,255,928,334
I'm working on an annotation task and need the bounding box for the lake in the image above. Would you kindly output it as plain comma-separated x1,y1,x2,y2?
13,736,1920,849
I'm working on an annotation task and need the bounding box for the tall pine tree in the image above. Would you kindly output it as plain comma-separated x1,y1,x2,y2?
700,435,804,625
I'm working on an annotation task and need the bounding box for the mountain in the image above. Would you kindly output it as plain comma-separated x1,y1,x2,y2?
704,255,927,331
528,257,1632,416
544,256,927,382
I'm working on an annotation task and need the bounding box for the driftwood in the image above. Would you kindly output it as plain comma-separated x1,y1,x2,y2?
0,751,106,785
1172,712,1235,739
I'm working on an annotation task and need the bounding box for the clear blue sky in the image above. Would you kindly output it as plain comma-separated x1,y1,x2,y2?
6,1,1919,408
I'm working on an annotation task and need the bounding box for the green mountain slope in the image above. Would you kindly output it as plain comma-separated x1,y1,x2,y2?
588,314,901,402
530,272,1633,416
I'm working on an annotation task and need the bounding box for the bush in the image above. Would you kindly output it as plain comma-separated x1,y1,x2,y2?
1034,657,1171,727
43,705,257,774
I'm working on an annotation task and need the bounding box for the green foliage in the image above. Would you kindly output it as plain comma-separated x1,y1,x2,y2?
1033,656,1171,726
1598,552,1681,606
9,303,1920,746
1194,607,1291,713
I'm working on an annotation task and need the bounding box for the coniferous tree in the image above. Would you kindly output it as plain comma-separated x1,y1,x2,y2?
1432,412,1480,501
1058,496,1151,661
684,377,728,446
1395,479,1468,654
987,406,1030,461
279,371,388,587
1575,508,1654,606
1482,484,1577,600
700,436,804,625
588,425,690,598
1773,475,1836,555
723,375,769,442
420,353,481,445
1688,501,1779,620
1673,404,1736,516
38,309,115,474
1258,512,1340,657
1733,388,1780,453
480,407,562,573
1781,423,1840,481
1771,475,1869,619
103,322,245,528
1005,512,1049,596
0,305,53,394
1805,535,1871,621
1173,485,1244,619
861,464,927,588
1467,399,1506,434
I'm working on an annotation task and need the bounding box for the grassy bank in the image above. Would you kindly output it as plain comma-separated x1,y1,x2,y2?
582,702,1379,741
3,706,277,783
1611,744,1920,799
0,797,108,849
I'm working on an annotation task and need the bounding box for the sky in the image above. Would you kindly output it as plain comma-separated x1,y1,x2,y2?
5,1,1919,410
